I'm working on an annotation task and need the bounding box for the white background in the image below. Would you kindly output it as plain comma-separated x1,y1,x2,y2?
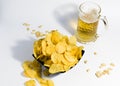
0,0,120,86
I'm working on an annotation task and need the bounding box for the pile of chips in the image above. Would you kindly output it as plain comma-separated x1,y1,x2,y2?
33,30,84,75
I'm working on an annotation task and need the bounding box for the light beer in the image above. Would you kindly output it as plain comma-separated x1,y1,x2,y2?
76,18,99,43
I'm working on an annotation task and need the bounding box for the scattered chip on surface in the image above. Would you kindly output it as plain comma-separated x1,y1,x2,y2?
22,60,54,86
95,62,115,78
94,52,97,55
86,68,90,72
110,63,115,67
22,60,41,78
95,71,102,78
84,60,88,64
25,80,36,86
23,23,30,27
38,25,43,28
35,31,41,38
99,63,106,69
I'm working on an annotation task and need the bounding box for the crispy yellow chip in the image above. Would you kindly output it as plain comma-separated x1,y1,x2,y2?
41,40,47,55
47,79,54,86
33,40,42,58
37,77,54,86
45,32,53,45
51,52,58,64
25,80,36,86
43,69,51,76
44,60,53,67
51,30,62,44
36,77,46,84
70,46,79,56
64,52,76,62
66,45,72,51
62,35,69,41
46,44,55,56
63,65,71,71
22,60,41,78
51,52,63,64
55,41,66,53
41,84,48,86
49,64,64,74
35,31,41,38
68,36,77,45
23,71,31,77
61,55,71,65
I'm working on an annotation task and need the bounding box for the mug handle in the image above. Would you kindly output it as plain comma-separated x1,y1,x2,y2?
100,16,108,29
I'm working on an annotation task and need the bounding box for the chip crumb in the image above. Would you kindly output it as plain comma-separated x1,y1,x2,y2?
31,30,36,34
107,67,112,71
95,71,102,78
102,69,110,75
94,52,97,55
24,80,36,86
84,60,88,64
26,28,30,31
23,23,30,27
38,25,43,28
110,63,115,67
35,31,41,38
86,68,90,72
99,63,106,69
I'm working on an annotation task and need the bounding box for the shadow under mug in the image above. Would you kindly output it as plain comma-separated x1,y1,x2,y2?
75,1,108,44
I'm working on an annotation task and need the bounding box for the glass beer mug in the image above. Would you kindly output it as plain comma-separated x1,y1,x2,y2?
76,1,108,43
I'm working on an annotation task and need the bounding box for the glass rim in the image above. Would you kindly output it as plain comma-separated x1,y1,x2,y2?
79,1,101,15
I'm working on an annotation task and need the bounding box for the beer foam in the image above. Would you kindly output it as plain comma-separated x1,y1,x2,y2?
80,9,99,23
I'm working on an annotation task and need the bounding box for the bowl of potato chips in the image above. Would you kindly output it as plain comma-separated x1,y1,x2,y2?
33,30,84,75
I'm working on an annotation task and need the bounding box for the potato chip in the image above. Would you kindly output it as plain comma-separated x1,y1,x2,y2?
51,52,62,64
64,52,76,62
36,77,47,84
33,40,42,59
69,46,79,56
66,45,72,51
61,55,71,65
25,80,36,86
68,36,77,45
44,60,53,67
51,30,62,44
62,36,69,42
36,77,54,86
45,32,53,45
46,44,55,56
63,65,71,71
22,60,41,78
49,64,64,74
35,31,41,38
23,71,29,77
43,69,51,76
41,84,48,86
47,79,54,86
55,41,66,53
41,40,47,55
